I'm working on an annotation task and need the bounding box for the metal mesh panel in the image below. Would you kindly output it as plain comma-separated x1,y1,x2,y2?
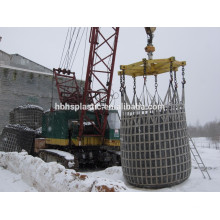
0,124,37,154
9,111,14,124
10,105,43,130
120,86,191,188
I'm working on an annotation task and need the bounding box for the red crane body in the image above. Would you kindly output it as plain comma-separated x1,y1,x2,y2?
79,27,120,139
53,27,120,141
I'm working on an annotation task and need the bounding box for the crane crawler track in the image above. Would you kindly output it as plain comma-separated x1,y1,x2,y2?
38,149,79,171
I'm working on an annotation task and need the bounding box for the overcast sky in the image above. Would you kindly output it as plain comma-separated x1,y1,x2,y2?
0,27,220,126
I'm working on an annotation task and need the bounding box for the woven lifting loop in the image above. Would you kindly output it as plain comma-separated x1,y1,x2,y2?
120,60,191,188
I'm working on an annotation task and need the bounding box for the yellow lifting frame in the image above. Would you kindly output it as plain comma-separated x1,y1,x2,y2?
118,57,186,77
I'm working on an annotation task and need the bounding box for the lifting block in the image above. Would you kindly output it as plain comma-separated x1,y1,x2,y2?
118,57,186,77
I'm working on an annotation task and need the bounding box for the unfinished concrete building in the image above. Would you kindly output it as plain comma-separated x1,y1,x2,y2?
0,50,77,132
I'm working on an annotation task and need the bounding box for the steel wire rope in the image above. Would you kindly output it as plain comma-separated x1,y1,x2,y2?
67,27,82,70
70,27,86,71
68,27,86,104
61,27,76,101
61,27,73,69
62,27,76,69
80,27,89,91
64,27,76,69
52,28,71,108
91,31,99,101
59,28,69,68
110,89,119,106
81,28,89,81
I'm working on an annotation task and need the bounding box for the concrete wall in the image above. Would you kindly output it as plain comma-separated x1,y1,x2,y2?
0,50,52,73
0,50,10,66
0,66,59,132
0,50,85,133
10,54,52,73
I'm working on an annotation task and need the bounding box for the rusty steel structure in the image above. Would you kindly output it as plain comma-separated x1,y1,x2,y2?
53,68,82,105
53,27,120,140
79,27,119,139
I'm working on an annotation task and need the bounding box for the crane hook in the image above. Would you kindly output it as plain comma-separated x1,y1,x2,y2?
144,27,156,60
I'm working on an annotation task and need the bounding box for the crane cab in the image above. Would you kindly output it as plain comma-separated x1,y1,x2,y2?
42,109,120,148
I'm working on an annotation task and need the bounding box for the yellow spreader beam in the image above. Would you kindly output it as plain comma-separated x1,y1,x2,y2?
118,57,186,77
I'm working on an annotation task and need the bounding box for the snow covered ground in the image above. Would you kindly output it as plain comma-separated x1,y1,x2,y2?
0,137,219,192
84,145,220,192
0,151,127,192
0,166,37,192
